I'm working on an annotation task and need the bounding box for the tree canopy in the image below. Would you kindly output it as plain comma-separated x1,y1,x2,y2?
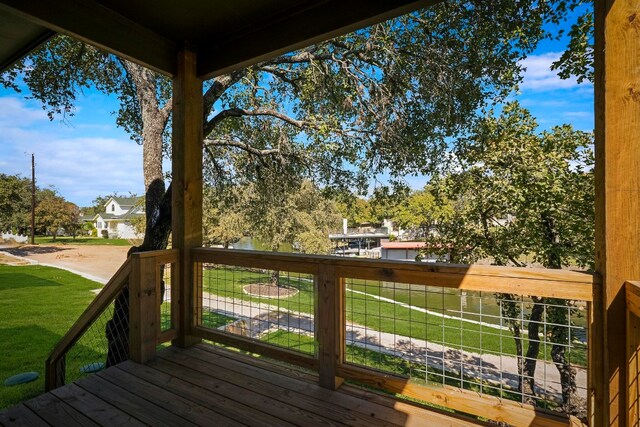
2,1,591,196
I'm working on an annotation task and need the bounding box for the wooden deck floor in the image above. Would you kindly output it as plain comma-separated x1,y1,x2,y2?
0,344,482,427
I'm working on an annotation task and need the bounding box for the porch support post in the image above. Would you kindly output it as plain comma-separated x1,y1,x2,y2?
595,0,640,424
171,47,203,348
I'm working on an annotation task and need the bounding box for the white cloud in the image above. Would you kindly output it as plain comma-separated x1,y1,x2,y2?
0,97,145,206
0,97,49,127
519,52,579,92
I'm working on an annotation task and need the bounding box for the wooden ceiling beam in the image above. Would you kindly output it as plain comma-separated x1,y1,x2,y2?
196,0,438,80
0,0,177,76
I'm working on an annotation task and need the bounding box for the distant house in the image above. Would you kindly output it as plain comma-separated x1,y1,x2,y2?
93,196,144,239
380,241,450,262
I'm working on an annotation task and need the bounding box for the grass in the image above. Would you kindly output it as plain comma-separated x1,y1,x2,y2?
0,265,102,409
33,236,132,246
202,267,587,367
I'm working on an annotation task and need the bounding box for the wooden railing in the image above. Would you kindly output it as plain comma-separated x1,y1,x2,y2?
627,281,640,427
190,248,598,426
45,249,179,390
45,257,131,390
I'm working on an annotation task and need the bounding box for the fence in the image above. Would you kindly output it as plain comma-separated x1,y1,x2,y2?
190,248,597,426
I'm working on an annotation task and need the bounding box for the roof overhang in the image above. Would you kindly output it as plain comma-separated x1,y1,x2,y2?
0,0,437,79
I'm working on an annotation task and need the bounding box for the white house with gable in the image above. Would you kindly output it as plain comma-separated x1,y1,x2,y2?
93,196,144,239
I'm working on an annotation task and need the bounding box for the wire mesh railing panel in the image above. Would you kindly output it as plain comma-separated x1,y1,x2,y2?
160,263,172,332
198,263,317,356
62,291,129,385
343,278,588,418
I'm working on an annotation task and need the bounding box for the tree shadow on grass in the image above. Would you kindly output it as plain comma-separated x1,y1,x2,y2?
0,273,62,291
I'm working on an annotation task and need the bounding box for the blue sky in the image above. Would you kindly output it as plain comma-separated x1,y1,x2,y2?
0,15,593,207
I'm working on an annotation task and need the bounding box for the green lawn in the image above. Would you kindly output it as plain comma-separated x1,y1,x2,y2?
0,265,101,409
202,267,587,367
33,236,132,246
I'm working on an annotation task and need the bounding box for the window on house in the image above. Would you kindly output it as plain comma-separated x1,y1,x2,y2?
112,204,115,212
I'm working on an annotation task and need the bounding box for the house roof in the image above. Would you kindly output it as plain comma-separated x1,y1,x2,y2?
107,196,142,208
0,0,435,79
381,241,427,250
94,204,143,221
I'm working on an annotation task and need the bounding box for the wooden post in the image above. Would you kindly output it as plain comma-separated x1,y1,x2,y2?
316,265,344,390
594,0,640,424
129,255,158,363
171,47,203,348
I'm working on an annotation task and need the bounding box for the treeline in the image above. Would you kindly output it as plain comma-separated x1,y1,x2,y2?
0,174,81,239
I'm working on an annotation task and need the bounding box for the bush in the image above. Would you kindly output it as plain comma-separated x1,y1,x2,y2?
100,230,109,239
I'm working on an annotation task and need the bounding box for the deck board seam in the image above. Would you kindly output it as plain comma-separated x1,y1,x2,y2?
157,348,396,427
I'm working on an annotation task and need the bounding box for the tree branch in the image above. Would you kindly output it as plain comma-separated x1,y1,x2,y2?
204,138,282,157
206,108,305,133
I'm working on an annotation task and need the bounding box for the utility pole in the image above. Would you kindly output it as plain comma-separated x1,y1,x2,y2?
30,154,35,245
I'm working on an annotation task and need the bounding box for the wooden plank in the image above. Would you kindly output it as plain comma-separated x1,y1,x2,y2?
74,374,190,427
118,361,286,427
336,265,594,301
157,329,177,344
157,347,393,427
191,248,597,301
629,282,640,318
171,48,203,348
129,256,158,363
0,0,176,75
337,363,578,427
192,326,318,371
23,392,98,427
132,248,179,260
184,344,484,427
316,265,344,389
147,354,347,427
171,257,180,336
50,383,145,427
46,258,131,390
100,365,242,427
0,404,49,427
594,0,640,423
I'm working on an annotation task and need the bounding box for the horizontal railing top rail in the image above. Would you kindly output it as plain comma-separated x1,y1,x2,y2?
627,280,640,317
192,247,598,301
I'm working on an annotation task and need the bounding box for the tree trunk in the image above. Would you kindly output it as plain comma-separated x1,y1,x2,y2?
550,332,579,415
105,59,172,368
270,269,280,287
522,297,544,404
540,212,578,414
498,293,525,394
106,180,172,367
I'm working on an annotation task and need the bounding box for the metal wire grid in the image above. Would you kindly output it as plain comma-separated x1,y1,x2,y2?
61,292,130,385
343,278,588,415
160,263,172,332
199,263,317,356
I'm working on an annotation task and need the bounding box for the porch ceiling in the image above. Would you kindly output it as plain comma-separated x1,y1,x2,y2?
0,0,435,79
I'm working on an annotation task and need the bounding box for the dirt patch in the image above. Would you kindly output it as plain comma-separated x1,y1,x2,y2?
0,252,33,266
0,244,130,282
243,283,299,298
